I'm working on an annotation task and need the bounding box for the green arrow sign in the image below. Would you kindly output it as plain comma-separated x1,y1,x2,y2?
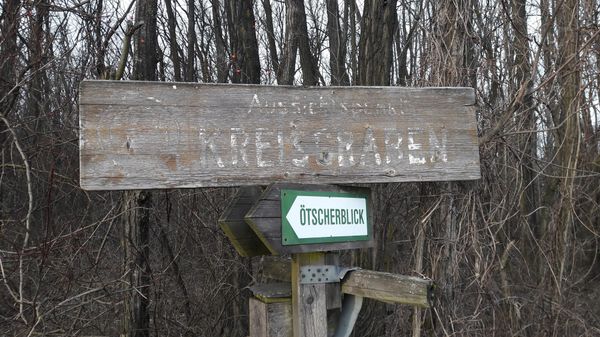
281,189,371,245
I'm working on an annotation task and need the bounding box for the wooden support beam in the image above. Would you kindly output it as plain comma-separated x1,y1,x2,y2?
341,270,432,308
291,253,328,337
218,186,270,257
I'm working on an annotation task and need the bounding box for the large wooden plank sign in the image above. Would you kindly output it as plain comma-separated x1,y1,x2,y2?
79,80,480,190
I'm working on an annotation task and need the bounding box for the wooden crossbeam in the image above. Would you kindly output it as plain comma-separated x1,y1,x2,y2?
341,270,432,308
257,258,432,308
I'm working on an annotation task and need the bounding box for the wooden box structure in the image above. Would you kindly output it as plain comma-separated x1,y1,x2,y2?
249,283,292,337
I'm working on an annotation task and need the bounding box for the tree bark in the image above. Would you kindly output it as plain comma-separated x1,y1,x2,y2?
555,0,580,296
0,0,20,114
164,0,182,82
358,0,398,86
279,0,319,86
349,0,357,84
326,0,349,85
0,0,20,164
212,0,228,83
28,0,50,133
278,0,299,85
185,0,197,82
428,1,474,334
225,0,261,84
510,0,538,239
123,0,158,336
262,0,280,81
509,0,536,332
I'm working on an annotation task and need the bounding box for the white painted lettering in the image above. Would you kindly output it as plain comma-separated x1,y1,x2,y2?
360,127,382,166
337,131,355,167
314,129,333,166
429,128,448,163
408,128,426,165
291,130,309,167
247,94,260,113
199,129,224,168
230,128,249,166
256,128,274,167
384,128,403,164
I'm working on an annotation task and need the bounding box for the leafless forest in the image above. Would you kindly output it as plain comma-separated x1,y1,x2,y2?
1,0,599,336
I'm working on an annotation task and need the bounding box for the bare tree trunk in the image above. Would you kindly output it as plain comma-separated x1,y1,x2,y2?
554,0,580,310
0,0,20,183
508,0,536,333
197,1,212,82
185,0,197,82
122,0,158,336
212,0,228,83
428,1,474,334
511,0,538,238
326,0,349,85
537,0,557,283
225,0,261,84
28,0,49,134
358,0,397,86
278,0,299,85
122,190,152,337
0,0,20,114
262,0,280,80
349,0,358,84
286,0,319,86
164,0,182,82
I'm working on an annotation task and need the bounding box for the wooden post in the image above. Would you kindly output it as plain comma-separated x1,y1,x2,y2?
291,253,328,337
249,298,292,337
325,253,341,336
248,283,293,337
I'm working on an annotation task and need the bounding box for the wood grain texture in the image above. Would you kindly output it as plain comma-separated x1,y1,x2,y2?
259,256,292,282
250,297,269,337
324,253,341,310
292,253,328,337
249,297,292,337
79,80,480,190
218,186,270,257
250,283,292,303
341,270,432,308
245,183,375,255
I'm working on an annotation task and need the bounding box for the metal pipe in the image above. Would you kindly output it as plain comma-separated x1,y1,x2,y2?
332,294,363,337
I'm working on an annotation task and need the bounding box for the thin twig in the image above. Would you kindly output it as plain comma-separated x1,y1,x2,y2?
1,114,33,324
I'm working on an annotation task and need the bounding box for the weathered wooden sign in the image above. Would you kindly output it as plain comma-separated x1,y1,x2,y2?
281,189,371,245
79,80,480,190
245,184,374,255
218,186,270,257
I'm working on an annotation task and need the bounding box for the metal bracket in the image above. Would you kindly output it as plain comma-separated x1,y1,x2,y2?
299,265,361,284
